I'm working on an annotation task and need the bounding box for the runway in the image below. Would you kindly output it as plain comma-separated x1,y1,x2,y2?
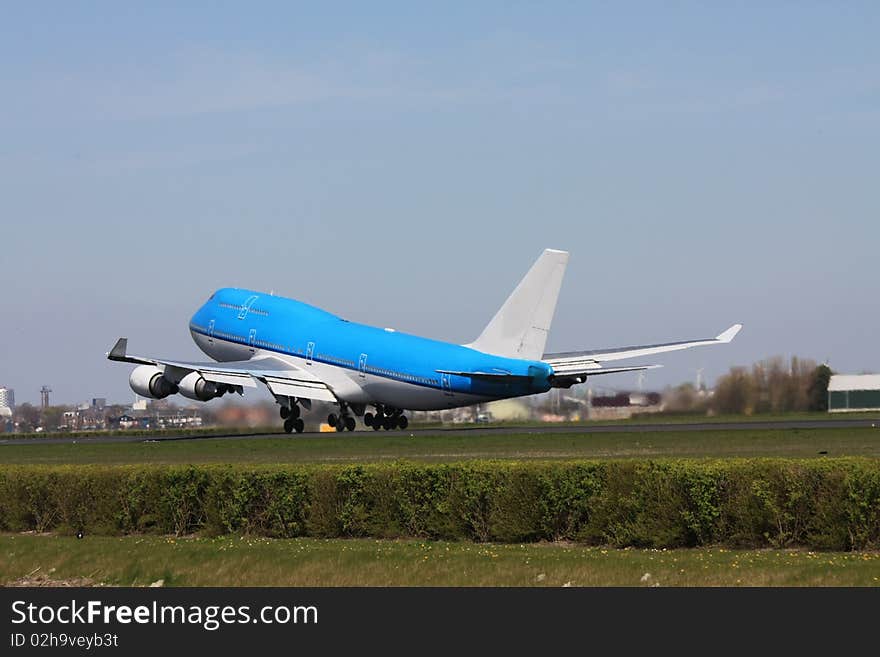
1,417,877,446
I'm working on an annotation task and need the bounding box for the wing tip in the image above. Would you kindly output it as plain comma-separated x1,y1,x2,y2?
716,324,743,343
107,337,128,360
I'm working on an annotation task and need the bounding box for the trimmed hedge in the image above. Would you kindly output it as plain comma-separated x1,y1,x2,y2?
1,460,879,550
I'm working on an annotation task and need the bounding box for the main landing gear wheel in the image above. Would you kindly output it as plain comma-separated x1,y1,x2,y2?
398,416,408,430
345,416,356,432
328,413,337,428
283,417,305,434
280,404,300,420
364,412,374,427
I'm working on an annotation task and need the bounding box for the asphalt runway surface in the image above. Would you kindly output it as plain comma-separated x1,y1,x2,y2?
1,417,878,446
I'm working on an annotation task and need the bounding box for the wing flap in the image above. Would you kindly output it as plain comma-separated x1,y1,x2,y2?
261,375,337,402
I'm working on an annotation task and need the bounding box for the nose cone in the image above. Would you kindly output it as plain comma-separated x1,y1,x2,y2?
189,293,217,335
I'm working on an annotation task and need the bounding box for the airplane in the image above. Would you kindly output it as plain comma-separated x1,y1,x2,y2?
108,249,742,433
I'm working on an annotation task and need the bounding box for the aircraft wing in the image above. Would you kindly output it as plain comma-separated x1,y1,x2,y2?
107,338,337,402
542,324,741,386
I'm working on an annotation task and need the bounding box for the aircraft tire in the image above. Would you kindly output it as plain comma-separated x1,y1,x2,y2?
372,422,381,431
283,418,294,434
382,418,392,430
327,413,337,427
398,416,408,430
345,416,356,432
280,406,290,419
294,418,304,433
290,404,300,419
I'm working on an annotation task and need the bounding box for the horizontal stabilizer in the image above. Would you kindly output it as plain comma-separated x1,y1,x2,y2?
551,364,662,377
435,369,532,383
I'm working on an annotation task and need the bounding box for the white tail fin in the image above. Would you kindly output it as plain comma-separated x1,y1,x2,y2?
467,248,569,360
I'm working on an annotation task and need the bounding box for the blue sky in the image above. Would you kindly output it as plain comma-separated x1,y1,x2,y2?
2,2,878,404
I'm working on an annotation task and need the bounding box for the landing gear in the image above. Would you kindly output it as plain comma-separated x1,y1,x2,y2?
368,406,408,430
329,405,358,432
283,417,304,434
280,403,300,420
278,398,303,433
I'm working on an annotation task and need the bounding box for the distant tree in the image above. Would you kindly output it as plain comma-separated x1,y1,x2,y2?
712,367,754,415
40,406,66,431
806,364,833,412
15,403,41,431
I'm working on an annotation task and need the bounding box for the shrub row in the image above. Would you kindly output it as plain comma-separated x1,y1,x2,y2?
1,460,879,550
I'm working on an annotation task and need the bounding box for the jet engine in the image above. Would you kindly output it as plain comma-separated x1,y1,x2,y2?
178,371,224,402
129,365,178,400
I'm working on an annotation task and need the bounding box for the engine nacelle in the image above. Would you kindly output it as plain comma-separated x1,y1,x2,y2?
178,371,223,402
129,365,178,400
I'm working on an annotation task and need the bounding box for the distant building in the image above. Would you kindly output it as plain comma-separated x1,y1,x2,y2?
92,398,106,410
0,387,14,413
828,375,880,412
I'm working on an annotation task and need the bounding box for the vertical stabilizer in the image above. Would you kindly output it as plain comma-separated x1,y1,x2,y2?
467,249,569,360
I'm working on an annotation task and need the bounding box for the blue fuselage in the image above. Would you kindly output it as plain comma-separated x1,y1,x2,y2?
189,288,552,408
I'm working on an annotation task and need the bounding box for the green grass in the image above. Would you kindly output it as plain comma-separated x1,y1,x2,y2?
2,426,880,465
474,411,880,427
2,534,878,587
